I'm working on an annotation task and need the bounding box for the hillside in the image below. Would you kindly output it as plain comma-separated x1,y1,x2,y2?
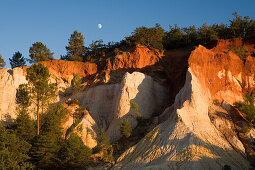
0,39,255,169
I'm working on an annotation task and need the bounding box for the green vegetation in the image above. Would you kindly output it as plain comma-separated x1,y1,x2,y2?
62,30,86,61
240,126,250,133
70,98,80,105
125,23,165,51
234,93,255,124
29,42,54,63
120,119,132,138
231,45,250,61
59,133,91,168
71,73,84,94
95,128,113,162
0,55,6,68
130,100,143,123
26,63,56,135
9,51,26,68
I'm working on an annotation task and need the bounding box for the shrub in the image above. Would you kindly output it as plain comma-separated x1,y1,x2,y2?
240,126,250,133
120,119,132,138
70,98,80,105
130,100,143,123
231,45,250,61
96,128,113,162
234,93,255,124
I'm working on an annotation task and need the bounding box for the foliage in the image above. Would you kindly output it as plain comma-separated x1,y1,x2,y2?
70,98,80,105
26,63,56,135
59,133,91,168
125,23,165,51
130,100,143,122
234,93,255,124
223,164,232,170
0,124,31,169
29,106,65,168
230,12,255,38
63,30,85,61
71,73,84,94
9,51,26,68
240,126,250,133
96,128,113,162
0,55,6,68
29,42,54,63
16,84,31,111
230,45,250,61
11,110,36,143
120,119,132,138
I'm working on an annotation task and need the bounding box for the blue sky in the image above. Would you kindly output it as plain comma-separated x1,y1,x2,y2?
0,0,255,68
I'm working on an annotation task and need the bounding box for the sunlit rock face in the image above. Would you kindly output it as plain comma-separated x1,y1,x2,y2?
106,72,168,142
63,72,168,147
113,41,255,169
0,67,27,123
114,69,249,170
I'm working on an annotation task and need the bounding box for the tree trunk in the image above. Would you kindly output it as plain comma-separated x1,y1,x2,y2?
37,98,40,135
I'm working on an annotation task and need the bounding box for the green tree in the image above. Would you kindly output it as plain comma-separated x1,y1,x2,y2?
126,24,165,51
0,125,31,169
26,63,56,135
16,84,31,112
120,119,132,138
230,12,255,38
96,128,113,162
59,133,91,168
9,51,26,68
71,73,84,94
30,106,65,168
0,55,6,68
163,24,186,49
29,42,54,64
11,111,36,143
63,30,85,61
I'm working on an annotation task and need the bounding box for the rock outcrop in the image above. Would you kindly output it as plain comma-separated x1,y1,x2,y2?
114,43,255,169
63,72,168,146
0,68,27,123
114,69,249,170
106,72,168,142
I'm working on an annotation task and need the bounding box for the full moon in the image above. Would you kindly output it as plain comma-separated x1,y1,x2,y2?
98,24,102,29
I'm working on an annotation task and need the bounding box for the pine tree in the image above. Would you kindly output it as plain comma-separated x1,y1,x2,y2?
59,133,91,168
0,55,6,68
29,42,53,64
120,118,132,138
26,63,56,135
64,30,85,61
30,107,65,168
71,73,84,94
0,125,31,169
9,51,26,68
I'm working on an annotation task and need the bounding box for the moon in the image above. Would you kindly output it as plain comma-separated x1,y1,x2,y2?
98,24,102,29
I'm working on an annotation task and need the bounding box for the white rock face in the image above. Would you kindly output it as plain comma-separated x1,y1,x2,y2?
78,84,121,130
114,69,249,170
106,72,168,142
65,72,167,147
0,68,27,123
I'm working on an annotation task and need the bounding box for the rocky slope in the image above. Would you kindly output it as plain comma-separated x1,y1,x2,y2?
1,39,255,169
113,40,255,169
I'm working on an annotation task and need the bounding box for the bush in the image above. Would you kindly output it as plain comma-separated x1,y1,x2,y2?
234,93,255,124
130,100,143,123
95,128,113,162
70,98,80,105
231,45,250,61
240,126,250,133
120,119,132,138
125,24,165,51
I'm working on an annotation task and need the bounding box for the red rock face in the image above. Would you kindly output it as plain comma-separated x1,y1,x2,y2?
189,39,255,104
106,46,163,71
40,59,97,79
